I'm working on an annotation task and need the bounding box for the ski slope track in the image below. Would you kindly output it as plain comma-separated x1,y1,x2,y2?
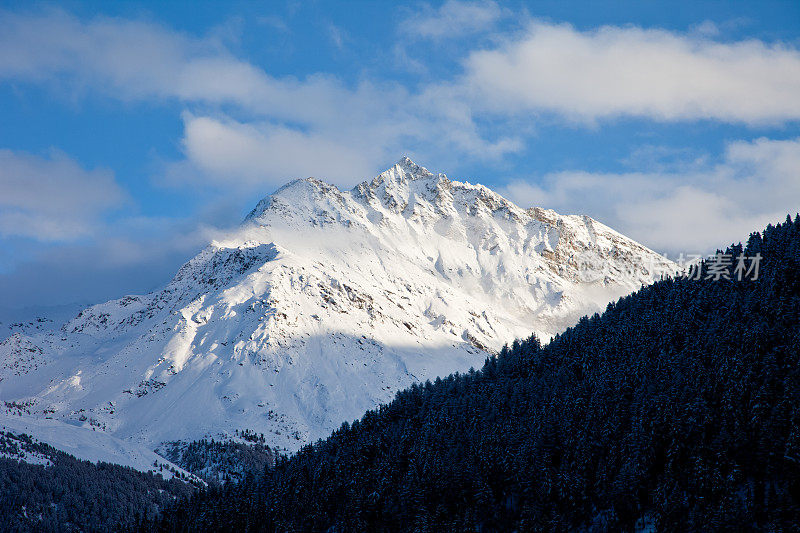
0,158,675,458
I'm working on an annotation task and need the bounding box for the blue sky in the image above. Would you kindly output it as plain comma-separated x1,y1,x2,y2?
0,0,799,313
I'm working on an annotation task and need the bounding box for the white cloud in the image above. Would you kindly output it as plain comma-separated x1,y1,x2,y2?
0,8,264,106
0,150,125,241
3,8,798,197
501,137,800,253
174,109,522,190
180,115,377,187
0,9,524,190
400,0,506,40
465,21,800,124
0,9,370,123
3,10,800,142
0,214,219,308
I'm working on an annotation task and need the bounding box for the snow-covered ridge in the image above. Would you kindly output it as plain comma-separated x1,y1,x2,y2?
0,158,675,458
0,412,199,482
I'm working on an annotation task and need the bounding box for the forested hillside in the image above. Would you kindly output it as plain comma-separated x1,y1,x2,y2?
0,432,194,531
156,215,800,532
157,434,279,484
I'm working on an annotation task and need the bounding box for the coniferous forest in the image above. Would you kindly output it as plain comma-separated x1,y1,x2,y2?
0,432,194,531
3,216,799,532
149,216,800,531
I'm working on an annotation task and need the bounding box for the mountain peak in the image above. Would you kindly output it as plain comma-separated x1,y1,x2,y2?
244,176,345,223
396,155,424,171
391,156,435,180
1,157,676,454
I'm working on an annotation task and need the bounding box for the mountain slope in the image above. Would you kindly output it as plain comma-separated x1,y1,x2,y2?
0,158,674,452
0,412,197,481
159,216,800,532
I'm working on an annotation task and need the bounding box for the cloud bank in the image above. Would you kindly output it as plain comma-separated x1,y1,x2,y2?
0,149,124,241
0,8,521,190
2,8,799,195
502,137,800,253
465,21,800,124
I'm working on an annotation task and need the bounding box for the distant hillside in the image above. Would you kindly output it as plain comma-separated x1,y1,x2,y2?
158,215,800,531
0,432,194,531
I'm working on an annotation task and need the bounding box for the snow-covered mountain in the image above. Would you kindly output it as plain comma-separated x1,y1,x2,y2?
0,158,675,454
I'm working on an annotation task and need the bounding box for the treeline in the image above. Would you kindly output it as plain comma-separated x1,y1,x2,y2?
0,432,193,532
0,430,280,531
154,215,800,531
